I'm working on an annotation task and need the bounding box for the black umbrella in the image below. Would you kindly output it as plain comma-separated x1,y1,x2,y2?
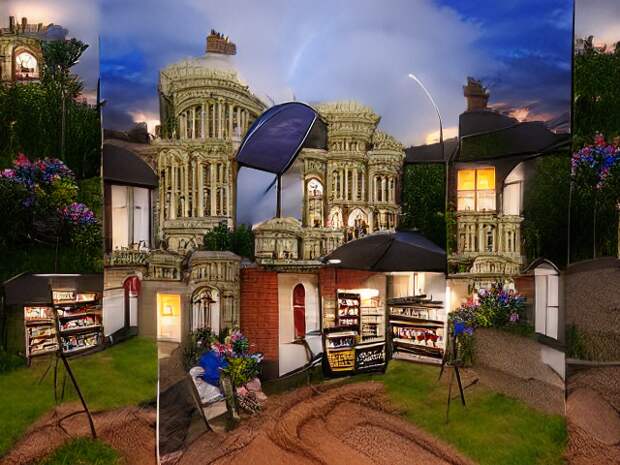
322,230,446,273
236,102,326,216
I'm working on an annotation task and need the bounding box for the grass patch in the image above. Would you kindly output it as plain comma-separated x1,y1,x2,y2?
361,361,566,465
0,337,157,456
36,438,120,465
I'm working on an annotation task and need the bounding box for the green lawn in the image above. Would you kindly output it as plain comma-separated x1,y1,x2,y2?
0,337,157,457
36,438,120,465
365,361,566,465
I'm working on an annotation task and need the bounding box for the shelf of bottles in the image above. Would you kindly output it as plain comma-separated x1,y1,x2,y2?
53,290,103,356
388,295,445,359
24,306,59,358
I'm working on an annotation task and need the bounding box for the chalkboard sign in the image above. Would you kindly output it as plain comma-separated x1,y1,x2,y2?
355,343,386,370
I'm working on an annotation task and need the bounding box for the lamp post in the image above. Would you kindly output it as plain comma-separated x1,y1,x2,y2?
407,74,448,213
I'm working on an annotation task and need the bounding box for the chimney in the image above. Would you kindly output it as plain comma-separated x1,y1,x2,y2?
463,77,489,111
9,16,15,32
206,29,237,55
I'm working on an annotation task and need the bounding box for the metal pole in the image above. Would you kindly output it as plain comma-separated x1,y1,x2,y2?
276,174,282,218
407,73,448,259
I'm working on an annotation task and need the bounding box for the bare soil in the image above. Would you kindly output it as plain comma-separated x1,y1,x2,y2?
0,404,156,465
566,366,620,465
163,381,476,465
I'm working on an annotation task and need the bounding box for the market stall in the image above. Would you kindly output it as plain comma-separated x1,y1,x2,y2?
387,272,447,362
322,279,388,375
1,273,104,363
321,230,447,375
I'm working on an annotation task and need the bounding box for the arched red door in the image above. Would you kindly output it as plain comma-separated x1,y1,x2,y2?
293,284,306,339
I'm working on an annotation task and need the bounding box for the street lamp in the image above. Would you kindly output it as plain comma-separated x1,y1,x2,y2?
407,73,448,212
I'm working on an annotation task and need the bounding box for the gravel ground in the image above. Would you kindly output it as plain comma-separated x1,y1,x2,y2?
163,382,476,465
0,404,156,465
566,366,620,465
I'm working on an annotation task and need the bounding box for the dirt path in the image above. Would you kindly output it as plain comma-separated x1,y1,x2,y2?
566,366,620,465
0,404,156,465
164,381,476,465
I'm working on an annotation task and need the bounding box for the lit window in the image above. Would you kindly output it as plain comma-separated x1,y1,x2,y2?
15,51,39,80
306,179,324,227
457,168,496,212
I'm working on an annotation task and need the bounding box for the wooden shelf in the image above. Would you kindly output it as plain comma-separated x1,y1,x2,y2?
393,338,443,351
25,319,54,326
390,315,444,325
58,311,101,320
390,319,444,328
59,325,101,335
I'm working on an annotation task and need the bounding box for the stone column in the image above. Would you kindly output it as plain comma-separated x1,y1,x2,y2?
226,161,231,216
197,160,204,217
344,166,348,201
201,104,206,139
212,104,216,139
191,107,196,139
170,164,177,220
361,170,365,202
218,100,223,139
228,103,234,139
211,162,217,216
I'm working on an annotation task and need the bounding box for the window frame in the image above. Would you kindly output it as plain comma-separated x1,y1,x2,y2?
457,167,496,212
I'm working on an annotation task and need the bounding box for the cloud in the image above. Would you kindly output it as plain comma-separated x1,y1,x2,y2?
98,0,503,145
576,0,620,46
3,0,100,92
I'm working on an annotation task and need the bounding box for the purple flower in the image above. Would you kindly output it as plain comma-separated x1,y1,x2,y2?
61,202,97,226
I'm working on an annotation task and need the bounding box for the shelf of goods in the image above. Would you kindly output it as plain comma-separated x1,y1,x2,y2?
25,307,59,357
54,293,103,357
336,293,360,328
388,296,445,359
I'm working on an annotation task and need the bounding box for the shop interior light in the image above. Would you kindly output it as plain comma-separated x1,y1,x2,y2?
162,305,173,316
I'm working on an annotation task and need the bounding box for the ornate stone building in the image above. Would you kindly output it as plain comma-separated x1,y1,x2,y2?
254,101,405,267
0,16,67,83
155,30,265,252
103,31,406,360
103,32,259,343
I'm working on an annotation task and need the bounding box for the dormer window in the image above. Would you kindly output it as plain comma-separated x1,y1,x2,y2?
15,51,39,80
457,167,495,212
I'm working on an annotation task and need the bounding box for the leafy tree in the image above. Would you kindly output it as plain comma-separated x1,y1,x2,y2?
522,154,571,266
400,163,445,248
203,223,254,259
573,36,620,147
0,38,99,178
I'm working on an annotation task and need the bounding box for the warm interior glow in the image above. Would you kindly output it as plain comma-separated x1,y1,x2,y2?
476,168,495,190
158,294,180,317
457,169,475,191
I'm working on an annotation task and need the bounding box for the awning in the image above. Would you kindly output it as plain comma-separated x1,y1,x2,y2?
236,102,325,175
322,230,446,273
103,143,158,188
2,273,103,306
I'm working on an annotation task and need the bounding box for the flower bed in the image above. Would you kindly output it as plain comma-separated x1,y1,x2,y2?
449,284,527,364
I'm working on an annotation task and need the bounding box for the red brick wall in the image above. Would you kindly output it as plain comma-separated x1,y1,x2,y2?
240,268,279,379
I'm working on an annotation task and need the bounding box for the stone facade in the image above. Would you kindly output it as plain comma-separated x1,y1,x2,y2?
0,16,66,83
156,30,265,252
253,101,405,268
